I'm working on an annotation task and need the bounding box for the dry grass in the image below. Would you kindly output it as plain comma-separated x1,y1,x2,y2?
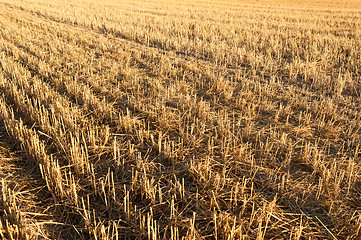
0,0,361,239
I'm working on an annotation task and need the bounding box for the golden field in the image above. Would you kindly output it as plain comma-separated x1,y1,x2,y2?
0,0,361,239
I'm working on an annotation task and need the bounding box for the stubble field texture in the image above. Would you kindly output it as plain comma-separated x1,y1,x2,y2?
0,0,361,239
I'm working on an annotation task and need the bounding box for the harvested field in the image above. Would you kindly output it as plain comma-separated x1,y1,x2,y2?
0,0,361,239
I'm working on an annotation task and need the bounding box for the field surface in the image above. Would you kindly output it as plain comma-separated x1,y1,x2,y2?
0,0,361,239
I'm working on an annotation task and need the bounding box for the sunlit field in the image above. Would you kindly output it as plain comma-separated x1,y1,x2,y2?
0,0,361,239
